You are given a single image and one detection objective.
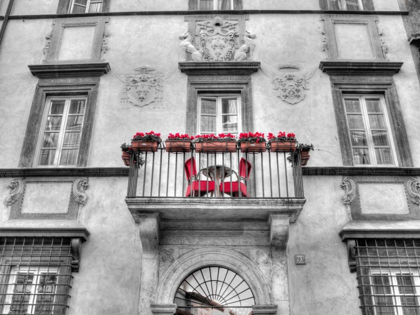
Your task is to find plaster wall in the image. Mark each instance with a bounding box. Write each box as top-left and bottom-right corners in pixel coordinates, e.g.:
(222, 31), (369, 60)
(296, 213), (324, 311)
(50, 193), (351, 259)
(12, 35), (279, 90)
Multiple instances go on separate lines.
(11, 0), (58, 15)
(243, 0), (319, 10)
(110, 0), (187, 12)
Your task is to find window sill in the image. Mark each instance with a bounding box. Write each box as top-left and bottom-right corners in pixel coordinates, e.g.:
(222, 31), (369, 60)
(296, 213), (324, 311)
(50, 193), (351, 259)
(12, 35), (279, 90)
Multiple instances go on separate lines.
(28, 62), (111, 78)
(340, 220), (420, 240)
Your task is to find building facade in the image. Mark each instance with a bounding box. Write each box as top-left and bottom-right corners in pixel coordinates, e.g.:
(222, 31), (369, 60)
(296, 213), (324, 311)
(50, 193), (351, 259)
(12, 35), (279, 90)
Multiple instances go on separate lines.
(0, 0), (420, 314)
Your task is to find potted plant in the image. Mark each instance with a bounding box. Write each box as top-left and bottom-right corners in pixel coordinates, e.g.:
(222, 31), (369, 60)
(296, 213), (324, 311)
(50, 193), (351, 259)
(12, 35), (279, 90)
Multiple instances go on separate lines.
(165, 133), (194, 153)
(238, 132), (266, 153)
(268, 131), (297, 152)
(131, 131), (162, 152)
(193, 133), (237, 153)
(121, 143), (135, 166)
(297, 143), (314, 166)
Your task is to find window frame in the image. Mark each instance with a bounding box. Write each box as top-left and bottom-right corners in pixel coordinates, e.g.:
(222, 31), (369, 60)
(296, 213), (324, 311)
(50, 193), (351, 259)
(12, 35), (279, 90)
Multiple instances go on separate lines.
(198, 0), (234, 10)
(189, 0), (242, 10)
(57, 0), (110, 14)
(197, 94), (242, 136)
(69, 0), (103, 13)
(19, 78), (100, 168)
(319, 0), (374, 10)
(34, 96), (88, 167)
(330, 76), (413, 167)
(342, 94), (398, 167)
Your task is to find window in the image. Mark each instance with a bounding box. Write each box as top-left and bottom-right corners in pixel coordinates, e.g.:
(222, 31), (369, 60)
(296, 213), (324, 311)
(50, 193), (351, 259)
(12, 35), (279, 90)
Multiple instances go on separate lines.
(35, 96), (87, 167)
(0, 238), (73, 315)
(343, 95), (396, 166)
(198, 95), (241, 136)
(321, 0), (374, 10)
(69, 0), (103, 13)
(355, 239), (420, 315)
(198, 0), (233, 10)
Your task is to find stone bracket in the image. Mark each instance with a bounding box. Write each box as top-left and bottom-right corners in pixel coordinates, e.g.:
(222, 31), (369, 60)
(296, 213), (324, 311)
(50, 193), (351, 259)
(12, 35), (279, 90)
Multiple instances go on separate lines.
(71, 238), (82, 272)
(268, 214), (290, 249)
(138, 213), (160, 256)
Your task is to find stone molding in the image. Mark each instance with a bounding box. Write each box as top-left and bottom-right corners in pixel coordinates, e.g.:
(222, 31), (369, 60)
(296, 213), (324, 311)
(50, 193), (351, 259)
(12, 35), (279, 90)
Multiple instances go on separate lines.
(72, 178), (89, 206)
(4, 179), (23, 207)
(179, 61), (260, 75)
(302, 167), (420, 176)
(155, 247), (273, 305)
(0, 167), (129, 178)
(28, 62), (111, 78)
(341, 177), (356, 206)
(252, 305), (278, 315)
(150, 304), (177, 315)
(319, 61), (403, 75)
(406, 177), (420, 206)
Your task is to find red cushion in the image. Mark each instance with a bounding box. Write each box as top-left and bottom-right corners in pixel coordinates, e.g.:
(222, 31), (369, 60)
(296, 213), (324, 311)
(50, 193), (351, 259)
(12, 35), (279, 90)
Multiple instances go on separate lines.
(186, 181), (215, 197)
(220, 182), (248, 197)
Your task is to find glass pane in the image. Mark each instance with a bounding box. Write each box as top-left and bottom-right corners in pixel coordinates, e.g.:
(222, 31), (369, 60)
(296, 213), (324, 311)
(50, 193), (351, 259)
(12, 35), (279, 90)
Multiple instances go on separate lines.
(201, 99), (216, 114)
(199, 0), (213, 10)
(66, 116), (84, 131)
(63, 132), (81, 148)
(39, 150), (56, 165)
(369, 114), (386, 129)
(10, 274), (34, 315)
(350, 131), (367, 146)
(200, 116), (216, 133)
(353, 148), (370, 165)
(59, 150), (78, 165)
(345, 99), (361, 112)
(35, 274), (57, 314)
(347, 114), (365, 129)
(222, 98), (237, 114)
(71, 4), (87, 13)
(346, 0), (360, 10)
(218, 0), (231, 9)
(397, 275), (416, 294)
(69, 100), (86, 114)
(222, 115), (238, 132)
(372, 275), (392, 294)
(374, 297), (395, 315)
(45, 116), (62, 131)
(366, 99), (382, 113)
(88, 2), (103, 12)
(372, 131), (389, 146)
(42, 133), (59, 148)
(50, 100), (65, 114)
(375, 148), (393, 165)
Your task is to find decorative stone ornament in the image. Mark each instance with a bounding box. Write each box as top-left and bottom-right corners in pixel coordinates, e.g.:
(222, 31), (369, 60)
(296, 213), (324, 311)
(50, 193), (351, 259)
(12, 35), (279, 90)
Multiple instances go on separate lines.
(273, 65), (314, 105)
(122, 66), (163, 107)
(341, 177), (356, 220)
(72, 178), (89, 206)
(4, 179), (23, 207)
(179, 16), (256, 62)
(406, 177), (420, 206)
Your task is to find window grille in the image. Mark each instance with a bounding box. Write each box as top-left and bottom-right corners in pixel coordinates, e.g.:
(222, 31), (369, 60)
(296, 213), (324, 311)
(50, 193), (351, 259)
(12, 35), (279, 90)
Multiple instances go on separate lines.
(355, 239), (420, 315)
(175, 267), (255, 315)
(0, 238), (73, 315)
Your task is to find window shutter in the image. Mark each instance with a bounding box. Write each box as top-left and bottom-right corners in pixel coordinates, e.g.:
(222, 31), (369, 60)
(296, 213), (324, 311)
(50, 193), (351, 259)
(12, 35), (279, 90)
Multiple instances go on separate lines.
(362, 0), (374, 10)
(328, 0), (341, 10)
(56, 0), (71, 13)
(345, 0), (360, 10)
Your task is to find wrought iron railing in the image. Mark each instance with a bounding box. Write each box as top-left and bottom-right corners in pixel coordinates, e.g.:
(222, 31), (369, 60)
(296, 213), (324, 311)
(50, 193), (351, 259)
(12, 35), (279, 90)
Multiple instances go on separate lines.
(126, 148), (304, 199)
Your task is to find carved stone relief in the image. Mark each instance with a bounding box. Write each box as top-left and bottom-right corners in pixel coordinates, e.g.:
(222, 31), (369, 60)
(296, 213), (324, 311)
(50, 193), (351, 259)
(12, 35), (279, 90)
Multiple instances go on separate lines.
(43, 23), (55, 58)
(4, 179), (23, 207)
(179, 16), (256, 62)
(406, 177), (420, 206)
(341, 177), (356, 220)
(160, 249), (175, 263)
(272, 65), (315, 105)
(376, 22), (389, 60)
(100, 22), (110, 60)
(72, 178), (89, 206)
(120, 66), (163, 107)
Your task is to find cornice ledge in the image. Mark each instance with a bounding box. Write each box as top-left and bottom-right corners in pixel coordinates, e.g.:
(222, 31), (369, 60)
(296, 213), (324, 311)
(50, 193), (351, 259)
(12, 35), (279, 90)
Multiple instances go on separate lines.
(0, 220), (90, 241)
(150, 304), (177, 315)
(28, 62), (111, 78)
(179, 61), (260, 75)
(319, 60), (403, 76)
(339, 220), (420, 240)
(408, 33), (420, 48)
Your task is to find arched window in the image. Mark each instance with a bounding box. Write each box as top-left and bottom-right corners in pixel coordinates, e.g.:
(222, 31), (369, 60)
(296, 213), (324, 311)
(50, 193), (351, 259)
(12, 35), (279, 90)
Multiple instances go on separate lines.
(174, 266), (255, 315)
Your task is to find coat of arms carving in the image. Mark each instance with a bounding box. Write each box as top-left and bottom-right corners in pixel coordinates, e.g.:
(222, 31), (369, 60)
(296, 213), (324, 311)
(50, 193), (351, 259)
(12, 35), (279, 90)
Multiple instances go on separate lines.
(179, 16), (256, 62)
(273, 65), (315, 105)
(122, 66), (163, 107)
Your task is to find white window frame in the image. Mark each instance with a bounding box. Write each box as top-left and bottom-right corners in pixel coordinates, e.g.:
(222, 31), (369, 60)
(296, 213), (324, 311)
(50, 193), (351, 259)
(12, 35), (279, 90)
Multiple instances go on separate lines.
(197, 94), (242, 136)
(337, 0), (364, 10)
(34, 96), (87, 167)
(69, 0), (103, 13)
(3, 266), (58, 315)
(343, 94), (398, 166)
(370, 270), (420, 315)
(198, 0), (234, 10)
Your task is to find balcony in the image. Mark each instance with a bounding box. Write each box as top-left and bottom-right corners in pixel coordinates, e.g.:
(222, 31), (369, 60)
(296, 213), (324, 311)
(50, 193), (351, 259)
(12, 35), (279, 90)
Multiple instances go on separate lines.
(125, 147), (306, 227)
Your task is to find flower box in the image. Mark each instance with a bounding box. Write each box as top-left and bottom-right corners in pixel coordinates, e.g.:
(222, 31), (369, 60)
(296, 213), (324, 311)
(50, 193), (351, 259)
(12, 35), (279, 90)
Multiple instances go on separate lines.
(240, 142), (266, 153)
(301, 150), (310, 166)
(165, 140), (192, 153)
(269, 140), (297, 152)
(131, 140), (158, 152)
(121, 151), (132, 166)
(195, 140), (237, 153)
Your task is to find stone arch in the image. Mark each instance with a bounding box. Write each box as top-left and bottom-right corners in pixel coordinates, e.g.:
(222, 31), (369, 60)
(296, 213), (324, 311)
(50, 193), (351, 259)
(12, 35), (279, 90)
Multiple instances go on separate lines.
(155, 248), (272, 306)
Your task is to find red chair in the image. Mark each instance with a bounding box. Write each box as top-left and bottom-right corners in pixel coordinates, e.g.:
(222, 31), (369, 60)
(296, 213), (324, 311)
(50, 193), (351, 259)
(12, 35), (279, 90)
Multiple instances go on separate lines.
(220, 158), (252, 197)
(185, 157), (215, 197)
